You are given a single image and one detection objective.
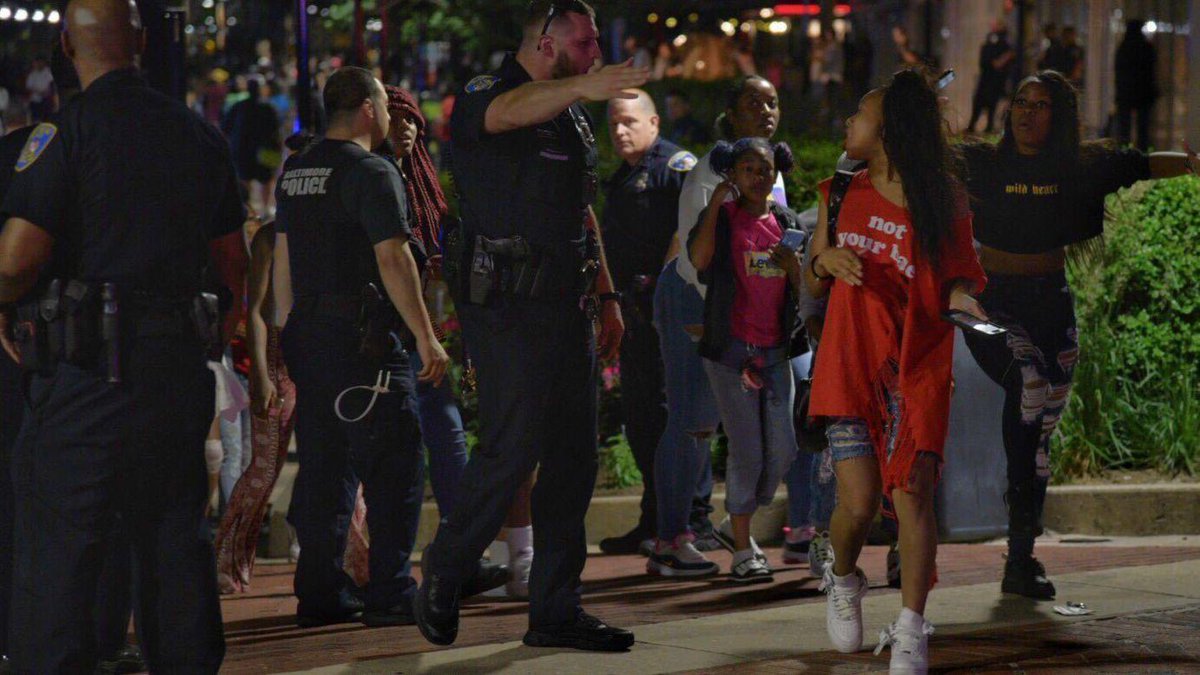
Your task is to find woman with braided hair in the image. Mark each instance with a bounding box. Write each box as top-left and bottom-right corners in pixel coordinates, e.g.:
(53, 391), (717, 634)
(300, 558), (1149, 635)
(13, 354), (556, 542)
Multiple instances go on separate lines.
(381, 86), (517, 597)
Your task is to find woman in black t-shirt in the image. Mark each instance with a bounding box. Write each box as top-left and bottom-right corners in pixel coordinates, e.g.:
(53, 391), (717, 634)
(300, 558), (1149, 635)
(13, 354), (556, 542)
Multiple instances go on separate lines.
(960, 71), (1196, 601)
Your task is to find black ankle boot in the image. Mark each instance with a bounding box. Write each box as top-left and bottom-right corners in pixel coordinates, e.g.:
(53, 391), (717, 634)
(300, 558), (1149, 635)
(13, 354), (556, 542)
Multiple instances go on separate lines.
(1002, 556), (1056, 599)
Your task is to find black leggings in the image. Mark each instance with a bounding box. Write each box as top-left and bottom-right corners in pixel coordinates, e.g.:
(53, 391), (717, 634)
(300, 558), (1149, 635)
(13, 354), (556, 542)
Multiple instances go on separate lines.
(963, 271), (1078, 542)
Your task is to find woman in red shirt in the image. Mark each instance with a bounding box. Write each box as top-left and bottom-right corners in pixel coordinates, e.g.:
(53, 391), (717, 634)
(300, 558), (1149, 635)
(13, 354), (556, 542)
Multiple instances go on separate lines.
(804, 71), (986, 673)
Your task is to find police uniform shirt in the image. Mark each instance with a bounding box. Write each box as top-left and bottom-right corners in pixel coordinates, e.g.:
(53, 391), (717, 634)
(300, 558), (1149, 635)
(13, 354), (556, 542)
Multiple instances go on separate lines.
(450, 54), (599, 246)
(0, 126), (36, 206)
(274, 138), (412, 298)
(601, 137), (695, 289)
(1, 68), (245, 293)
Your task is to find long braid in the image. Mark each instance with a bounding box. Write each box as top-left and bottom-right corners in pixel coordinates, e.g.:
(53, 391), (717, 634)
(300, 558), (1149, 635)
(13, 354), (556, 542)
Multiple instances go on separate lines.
(384, 85), (448, 253)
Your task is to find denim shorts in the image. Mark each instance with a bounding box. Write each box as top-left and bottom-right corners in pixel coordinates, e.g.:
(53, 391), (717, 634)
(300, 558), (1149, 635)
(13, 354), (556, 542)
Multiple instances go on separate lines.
(826, 390), (901, 463)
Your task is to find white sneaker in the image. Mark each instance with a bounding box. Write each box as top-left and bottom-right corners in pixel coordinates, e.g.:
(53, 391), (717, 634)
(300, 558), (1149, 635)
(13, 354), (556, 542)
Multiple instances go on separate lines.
(821, 565), (868, 653)
(729, 549), (774, 584)
(646, 536), (719, 577)
(714, 516), (764, 561)
(808, 530), (834, 577)
(875, 618), (934, 674)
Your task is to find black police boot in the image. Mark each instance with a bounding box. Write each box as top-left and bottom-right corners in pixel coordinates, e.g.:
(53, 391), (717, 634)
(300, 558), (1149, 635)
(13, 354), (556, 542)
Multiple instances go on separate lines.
(599, 526), (653, 556)
(413, 572), (461, 646)
(523, 611), (635, 652)
(1002, 556), (1056, 600)
(94, 644), (146, 675)
(461, 559), (509, 598)
(362, 598), (417, 628)
(296, 591), (366, 628)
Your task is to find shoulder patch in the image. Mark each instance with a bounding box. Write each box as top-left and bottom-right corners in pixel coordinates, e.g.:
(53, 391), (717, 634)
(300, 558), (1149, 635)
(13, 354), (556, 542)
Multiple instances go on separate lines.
(465, 75), (500, 94)
(667, 150), (698, 172)
(15, 123), (57, 172)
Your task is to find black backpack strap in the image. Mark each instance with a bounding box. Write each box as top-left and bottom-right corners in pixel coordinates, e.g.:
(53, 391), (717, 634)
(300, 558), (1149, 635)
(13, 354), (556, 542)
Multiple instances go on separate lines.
(825, 169), (855, 243)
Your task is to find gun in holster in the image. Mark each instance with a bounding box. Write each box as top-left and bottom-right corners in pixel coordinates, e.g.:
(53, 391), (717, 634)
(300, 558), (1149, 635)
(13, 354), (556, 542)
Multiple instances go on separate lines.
(357, 283), (403, 368)
(15, 279), (123, 381)
(191, 292), (221, 361)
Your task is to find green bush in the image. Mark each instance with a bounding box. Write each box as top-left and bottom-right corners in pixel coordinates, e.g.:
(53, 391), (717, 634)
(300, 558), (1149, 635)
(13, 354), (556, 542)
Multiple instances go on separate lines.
(1056, 176), (1200, 477)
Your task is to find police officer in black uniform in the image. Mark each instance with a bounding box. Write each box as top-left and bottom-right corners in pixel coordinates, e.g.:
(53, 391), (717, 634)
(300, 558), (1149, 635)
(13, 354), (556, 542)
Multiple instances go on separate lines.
(414, 0), (650, 652)
(596, 90), (697, 555)
(0, 1), (245, 671)
(272, 66), (450, 629)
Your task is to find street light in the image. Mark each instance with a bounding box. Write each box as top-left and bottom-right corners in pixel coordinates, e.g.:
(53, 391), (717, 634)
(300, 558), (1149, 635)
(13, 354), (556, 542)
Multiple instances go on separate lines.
(32, 9), (44, 21)
(13, 7), (27, 21)
(48, 9), (59, 23)
(0, 7), (11, 21)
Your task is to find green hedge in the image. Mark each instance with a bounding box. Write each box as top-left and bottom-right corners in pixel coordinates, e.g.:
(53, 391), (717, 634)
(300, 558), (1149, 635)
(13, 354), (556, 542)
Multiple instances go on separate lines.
(1055, 175), (1200, 477)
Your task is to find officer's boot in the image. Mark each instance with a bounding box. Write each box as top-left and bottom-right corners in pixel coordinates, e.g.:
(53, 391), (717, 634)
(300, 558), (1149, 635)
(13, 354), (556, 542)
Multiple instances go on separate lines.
(1002, 479), (1056, 600)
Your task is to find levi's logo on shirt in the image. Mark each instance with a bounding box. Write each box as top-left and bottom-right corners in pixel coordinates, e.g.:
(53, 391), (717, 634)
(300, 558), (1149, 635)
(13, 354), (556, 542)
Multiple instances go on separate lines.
(744, 251), (786, 278)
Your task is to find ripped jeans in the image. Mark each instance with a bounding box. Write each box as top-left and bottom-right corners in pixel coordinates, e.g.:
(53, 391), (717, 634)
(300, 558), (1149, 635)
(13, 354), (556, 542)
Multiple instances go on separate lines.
(963, 270), (1078, 546)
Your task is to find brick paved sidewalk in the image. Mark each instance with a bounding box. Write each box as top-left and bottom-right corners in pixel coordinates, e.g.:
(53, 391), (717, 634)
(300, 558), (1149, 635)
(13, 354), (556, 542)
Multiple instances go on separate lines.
(218, 542), (1200, 673)
(689, 604), (1200, 674)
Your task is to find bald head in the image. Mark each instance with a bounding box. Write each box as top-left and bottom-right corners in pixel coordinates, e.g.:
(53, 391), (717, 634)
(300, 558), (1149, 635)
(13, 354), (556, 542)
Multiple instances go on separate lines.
(607, 89), (656, 118)
(63, 0), (143, 86)
(608, 89), (660, 165)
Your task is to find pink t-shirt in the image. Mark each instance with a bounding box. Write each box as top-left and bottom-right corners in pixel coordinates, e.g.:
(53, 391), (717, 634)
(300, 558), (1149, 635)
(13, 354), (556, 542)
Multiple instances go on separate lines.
(726, 201), (787, 347)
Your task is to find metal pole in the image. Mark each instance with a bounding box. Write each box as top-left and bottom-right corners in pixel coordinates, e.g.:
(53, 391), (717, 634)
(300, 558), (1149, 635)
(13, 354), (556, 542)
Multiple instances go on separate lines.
(295, 0), (313, 131)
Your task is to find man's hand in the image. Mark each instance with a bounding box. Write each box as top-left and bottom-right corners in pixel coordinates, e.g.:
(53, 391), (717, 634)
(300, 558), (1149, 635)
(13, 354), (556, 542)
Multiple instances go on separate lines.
(575, 59), (651, 103)
(596, 299), (624, 361)
(416, 337), (450, 387)
(814, 247), (864, 286)
(0, 306), (19, 364)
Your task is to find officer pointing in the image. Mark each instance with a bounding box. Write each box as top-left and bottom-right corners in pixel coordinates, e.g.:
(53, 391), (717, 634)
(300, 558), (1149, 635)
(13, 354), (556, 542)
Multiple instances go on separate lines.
(414, 0), (649, 653)
(0, 0), (246, 670)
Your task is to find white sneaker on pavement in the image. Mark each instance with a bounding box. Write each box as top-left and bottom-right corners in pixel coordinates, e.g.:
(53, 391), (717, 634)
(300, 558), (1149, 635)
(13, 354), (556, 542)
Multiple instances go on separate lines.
(875, 611), (934, 675)
(646, 535), (719, 577)
(821, 565), (868, 653)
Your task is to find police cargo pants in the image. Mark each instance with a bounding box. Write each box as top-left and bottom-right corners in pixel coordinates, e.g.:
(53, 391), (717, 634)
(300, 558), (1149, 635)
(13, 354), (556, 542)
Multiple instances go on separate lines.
(281, 315), (424, 614)
(9, 337), (224, 674)
(426, 299), (598, 628)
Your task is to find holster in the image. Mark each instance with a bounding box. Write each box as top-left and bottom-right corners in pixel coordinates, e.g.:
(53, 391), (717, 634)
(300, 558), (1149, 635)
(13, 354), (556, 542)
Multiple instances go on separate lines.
(357, 283), (404, 369)
(14, 280), (122, 381)
(442, 215), (469, 307)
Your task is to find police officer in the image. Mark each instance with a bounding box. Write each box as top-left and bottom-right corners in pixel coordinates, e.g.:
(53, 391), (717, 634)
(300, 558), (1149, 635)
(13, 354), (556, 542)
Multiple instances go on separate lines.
(272, 66), (450, 629)
(414, 0), (649, 652)
(596, 90), (697, 556)
(0, 0), (246, 671)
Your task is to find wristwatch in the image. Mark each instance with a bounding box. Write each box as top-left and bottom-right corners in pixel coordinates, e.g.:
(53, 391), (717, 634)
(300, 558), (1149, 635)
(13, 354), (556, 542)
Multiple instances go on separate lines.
(598, 292), (622, 305)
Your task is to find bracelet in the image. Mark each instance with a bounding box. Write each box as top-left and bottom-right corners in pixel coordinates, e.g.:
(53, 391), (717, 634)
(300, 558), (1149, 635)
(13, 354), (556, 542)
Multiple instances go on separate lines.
(598, 292), (622, 304)
(809, 251), (833, 281)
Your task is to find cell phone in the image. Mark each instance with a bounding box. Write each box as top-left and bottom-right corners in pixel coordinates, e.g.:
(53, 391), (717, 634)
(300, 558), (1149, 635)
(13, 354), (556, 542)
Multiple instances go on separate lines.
(780, 229), (807, 252)
(942, 310), (1006, 336)
(936, 69), (956, 90)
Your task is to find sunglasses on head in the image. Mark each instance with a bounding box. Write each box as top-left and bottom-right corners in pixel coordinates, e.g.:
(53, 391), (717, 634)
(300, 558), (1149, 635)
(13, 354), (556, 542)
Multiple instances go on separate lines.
(536, 1), (576, 50)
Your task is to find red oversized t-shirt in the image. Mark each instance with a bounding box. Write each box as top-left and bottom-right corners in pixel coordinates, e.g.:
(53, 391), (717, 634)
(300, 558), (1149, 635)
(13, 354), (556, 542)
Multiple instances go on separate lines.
(810, 171), (986, 494)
